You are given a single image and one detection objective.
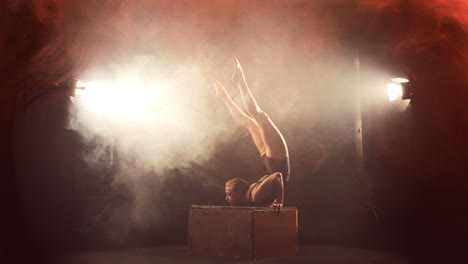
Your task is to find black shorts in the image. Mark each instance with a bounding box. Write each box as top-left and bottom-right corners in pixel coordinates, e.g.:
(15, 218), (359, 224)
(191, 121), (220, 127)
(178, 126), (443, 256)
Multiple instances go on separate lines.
(262, 154), (290, 184)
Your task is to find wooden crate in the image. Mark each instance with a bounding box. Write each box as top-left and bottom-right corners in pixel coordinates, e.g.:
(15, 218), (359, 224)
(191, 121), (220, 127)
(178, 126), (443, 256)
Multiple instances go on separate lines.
(188, 205), (298, 260)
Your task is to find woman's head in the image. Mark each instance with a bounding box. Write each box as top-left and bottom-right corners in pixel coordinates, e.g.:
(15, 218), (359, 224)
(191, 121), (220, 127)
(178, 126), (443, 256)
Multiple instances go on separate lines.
(225, 178), (249, 206)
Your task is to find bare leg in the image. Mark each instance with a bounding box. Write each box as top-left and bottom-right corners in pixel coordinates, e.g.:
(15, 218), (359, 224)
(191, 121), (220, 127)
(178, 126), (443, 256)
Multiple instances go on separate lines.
(214, 81), (266, 155)
(231, 57), (261, 118)
(231, 57), (288, 159)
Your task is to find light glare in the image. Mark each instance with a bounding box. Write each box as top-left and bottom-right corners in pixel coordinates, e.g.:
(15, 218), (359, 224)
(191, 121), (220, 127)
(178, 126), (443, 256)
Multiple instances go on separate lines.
(76, 80), (85, 88)
(75, 80), (159, 119)
(391, 78), (409, 83)
(387, 82), (402, 101)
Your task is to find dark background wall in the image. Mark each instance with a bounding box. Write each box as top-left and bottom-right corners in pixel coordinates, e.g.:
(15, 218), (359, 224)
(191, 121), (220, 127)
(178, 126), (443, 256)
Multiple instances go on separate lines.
(1, 1), (467, 263)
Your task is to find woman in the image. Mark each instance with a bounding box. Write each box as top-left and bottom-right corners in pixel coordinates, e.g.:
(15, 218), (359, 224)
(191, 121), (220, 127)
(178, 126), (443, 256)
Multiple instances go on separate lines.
(214, 57), (290, 214)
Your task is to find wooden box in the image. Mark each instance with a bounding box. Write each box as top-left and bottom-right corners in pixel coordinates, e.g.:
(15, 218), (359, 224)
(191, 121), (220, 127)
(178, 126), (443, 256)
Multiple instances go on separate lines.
(188, 205), (298, 260)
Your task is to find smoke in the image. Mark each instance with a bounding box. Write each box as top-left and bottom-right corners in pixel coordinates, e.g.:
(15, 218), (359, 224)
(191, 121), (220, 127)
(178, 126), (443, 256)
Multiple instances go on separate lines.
(61, 2), (363, 241)
(66, 54), (243, 236)
(6, 0), (467, 244)
(63, 1), (355, 236)
(70, 55), (228, 170)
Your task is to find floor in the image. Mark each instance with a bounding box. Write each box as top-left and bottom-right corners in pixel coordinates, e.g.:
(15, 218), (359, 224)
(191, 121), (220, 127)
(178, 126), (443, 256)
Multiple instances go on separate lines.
(51, 245), (409, 264)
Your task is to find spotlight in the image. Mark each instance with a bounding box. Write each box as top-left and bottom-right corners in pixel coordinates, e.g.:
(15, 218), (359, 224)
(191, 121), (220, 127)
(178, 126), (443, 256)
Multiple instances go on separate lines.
(387, 78), (412, 101)
(58, 78), (85, 97)
(391, 78), (409, 83)
(74, 80), (86, 97)
(400, 82), (412, 100)
(387, 82), (402, 101)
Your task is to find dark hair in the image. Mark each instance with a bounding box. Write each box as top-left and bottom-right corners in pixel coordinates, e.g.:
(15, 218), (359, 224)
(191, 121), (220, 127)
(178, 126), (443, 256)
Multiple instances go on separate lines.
(225, 178), (250, 194)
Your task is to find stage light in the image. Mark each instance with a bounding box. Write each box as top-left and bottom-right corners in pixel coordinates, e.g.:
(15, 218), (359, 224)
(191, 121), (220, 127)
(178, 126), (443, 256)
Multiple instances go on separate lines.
(74, 80), (86, 97)
(58, 78), (86, 98)
(391, 78), (409, 83)
(387, 82), (402, 101)
(71, 79), (159, 119)
(385, 77), (413, 112)
(387, 78), (412, 101)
